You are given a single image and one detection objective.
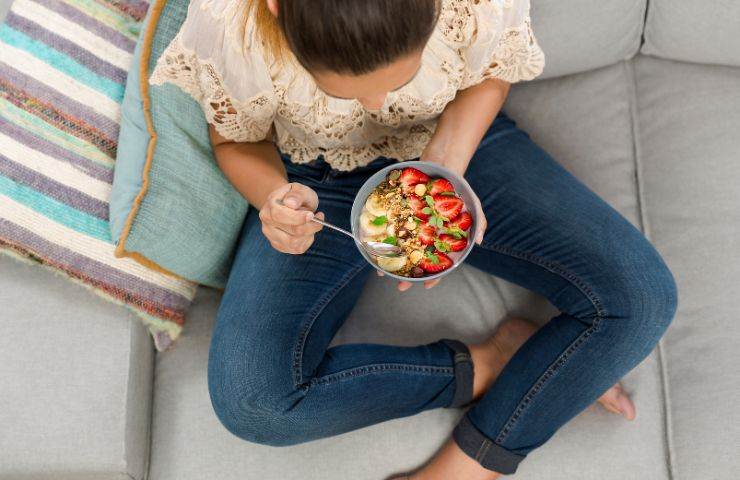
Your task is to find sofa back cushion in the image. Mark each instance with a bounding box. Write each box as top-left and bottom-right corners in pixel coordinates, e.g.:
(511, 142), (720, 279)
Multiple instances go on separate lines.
(642, 0), (740, 67)
(532, 0), (647, 79)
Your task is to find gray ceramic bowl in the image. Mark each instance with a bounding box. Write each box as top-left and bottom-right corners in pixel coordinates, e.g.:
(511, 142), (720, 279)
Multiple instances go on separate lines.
(350, 161), (480, 282)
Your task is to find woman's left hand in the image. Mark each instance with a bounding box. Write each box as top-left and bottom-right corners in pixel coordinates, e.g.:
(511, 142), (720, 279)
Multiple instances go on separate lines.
(385, 148), (487, 292)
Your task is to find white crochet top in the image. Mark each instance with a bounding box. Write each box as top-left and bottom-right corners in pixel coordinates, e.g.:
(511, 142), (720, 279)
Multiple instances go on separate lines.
(150, 0), (545, 171)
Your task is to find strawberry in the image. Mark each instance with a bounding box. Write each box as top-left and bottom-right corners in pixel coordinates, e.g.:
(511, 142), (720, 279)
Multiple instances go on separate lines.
(407, 195), (430, 220)
(438, 234), (468, 252)
(399, 167), (430, 194)
(419, 251), (453, 273)
(446, 211), (473, 232)
(418, 223), (436, 246)
(433, 195), (463, 221)
(428, 178), (455, 196)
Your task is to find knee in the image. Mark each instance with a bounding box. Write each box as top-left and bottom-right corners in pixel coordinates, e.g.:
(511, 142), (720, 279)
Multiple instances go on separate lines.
(207, 364), (317, 446)
(608, 250), (678, 352)
(207, 329), (315, 447)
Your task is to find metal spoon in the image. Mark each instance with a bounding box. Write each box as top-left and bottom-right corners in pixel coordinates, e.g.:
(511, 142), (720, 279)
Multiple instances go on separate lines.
(309, 217), (402, 258)
(275, 198), (400, 257)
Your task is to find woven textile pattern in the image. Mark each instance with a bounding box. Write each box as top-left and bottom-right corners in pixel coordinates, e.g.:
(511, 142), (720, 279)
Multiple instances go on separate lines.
(0, 0), (197, 350)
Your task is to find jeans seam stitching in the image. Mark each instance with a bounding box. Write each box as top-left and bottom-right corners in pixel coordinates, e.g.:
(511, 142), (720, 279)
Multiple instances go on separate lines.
(474, 241), (607, 444)
(309, 363), (455, 386)
(292, 263), (368, 388)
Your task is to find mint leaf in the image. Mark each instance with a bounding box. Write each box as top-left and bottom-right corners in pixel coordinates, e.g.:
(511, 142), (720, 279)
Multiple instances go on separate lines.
(421, 207), (433, 215)
(382, 236), (397, 245)
(434, 239), (450, 252)
(425, 251), (440, 264)
(371, 215), (388, 226)
(440, 191), (456, 196)
(436, 217), (445, 228)
(412, 216), (422, 224)
(424, 195), (435, 208)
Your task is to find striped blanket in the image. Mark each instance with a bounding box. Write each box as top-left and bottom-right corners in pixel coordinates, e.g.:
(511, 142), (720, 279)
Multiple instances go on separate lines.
(0, 0), (197, 350)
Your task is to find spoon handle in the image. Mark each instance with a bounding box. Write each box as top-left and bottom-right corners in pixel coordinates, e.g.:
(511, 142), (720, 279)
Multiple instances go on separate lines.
(310, 217), (355, 240)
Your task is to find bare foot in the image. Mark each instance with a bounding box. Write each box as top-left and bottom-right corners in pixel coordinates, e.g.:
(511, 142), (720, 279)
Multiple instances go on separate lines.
(390, 320), (636, 480)
(597, 383), (636, 420)
(407, 439), (502, 480)
(469, 317), (538, 401)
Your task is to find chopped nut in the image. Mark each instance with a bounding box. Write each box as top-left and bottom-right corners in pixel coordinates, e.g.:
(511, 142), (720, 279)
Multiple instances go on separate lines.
(413, 183), (426, 196)
(409, 250), (424, 264)
(398, 229), (407, 238)
(404, 218), (417, 230)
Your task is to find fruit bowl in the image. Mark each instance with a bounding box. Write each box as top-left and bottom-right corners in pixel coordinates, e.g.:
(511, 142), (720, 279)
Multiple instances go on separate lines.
(350, 161), (481, 282)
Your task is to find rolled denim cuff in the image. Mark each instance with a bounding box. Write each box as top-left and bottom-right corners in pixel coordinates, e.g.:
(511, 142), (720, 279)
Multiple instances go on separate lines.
(440, 339), (474, 408)
(453, 415), (525, 474)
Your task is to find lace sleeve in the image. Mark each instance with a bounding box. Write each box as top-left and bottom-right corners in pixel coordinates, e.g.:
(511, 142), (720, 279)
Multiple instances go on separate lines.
(460, 0), (545, 88)
(149, 0), (276, 143)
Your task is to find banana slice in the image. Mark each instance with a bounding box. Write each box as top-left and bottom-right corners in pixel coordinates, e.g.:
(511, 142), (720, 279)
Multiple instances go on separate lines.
(360, 211), (388, 236)
(377, 255), (408, 272)
(364, 194), (388, 217)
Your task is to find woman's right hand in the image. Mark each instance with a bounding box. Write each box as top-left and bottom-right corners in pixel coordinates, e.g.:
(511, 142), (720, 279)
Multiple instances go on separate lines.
(259, 182), (324, 254)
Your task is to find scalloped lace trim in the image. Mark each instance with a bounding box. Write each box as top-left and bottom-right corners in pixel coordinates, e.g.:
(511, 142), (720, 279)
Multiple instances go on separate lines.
(149, 37), (274, 143)
(475, 19), (545, 85)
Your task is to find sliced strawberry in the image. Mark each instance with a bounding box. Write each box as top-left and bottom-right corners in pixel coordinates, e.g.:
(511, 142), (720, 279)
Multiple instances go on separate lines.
(433, 195), (463, 221)
(438, 234), (468, 252)
(446, 211), (473, 232)
(407, 195), (430, 220)
(399, 167), (430, 194)
(428, 178), (455, 196)
(418, 223), (436, 246)
(419, 251), (453, 273)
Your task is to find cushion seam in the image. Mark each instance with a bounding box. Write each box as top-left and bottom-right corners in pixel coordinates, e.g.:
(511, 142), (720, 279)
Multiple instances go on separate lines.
(625, 58), (676, 480)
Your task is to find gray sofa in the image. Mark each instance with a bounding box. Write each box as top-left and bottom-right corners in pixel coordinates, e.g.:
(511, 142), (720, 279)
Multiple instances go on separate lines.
(2, 0), (739, 479)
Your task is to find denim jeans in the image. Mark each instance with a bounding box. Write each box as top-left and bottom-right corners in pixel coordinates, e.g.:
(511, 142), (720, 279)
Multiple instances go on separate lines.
(208, 113), (678, 474)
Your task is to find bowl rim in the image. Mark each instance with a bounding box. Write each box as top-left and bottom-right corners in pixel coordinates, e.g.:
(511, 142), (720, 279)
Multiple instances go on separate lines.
(350, 160), (479, 282)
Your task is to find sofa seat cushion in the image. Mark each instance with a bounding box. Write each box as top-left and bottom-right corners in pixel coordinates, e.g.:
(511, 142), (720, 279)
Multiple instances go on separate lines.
(531, 0), (646, 79)
(0, 256), (154, 480)
(642, 1), (740, 68)
(634, 56), (740, 478)
(148, 62), (670, 480)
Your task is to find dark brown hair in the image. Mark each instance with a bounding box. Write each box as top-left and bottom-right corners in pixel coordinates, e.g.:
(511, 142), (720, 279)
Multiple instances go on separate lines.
(247, 0), (440, 75)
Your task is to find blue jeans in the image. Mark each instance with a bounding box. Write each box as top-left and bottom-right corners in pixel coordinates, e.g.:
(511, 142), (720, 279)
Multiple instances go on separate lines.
(208, 113), (677, 474)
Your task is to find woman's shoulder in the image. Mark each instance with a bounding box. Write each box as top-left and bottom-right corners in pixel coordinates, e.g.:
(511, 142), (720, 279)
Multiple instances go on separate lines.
(436, 0), (531, 46)
(178, 0), (253, 53)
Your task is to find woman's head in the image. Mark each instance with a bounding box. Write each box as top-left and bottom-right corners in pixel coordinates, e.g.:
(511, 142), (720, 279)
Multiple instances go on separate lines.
(252, 0), (439, 109)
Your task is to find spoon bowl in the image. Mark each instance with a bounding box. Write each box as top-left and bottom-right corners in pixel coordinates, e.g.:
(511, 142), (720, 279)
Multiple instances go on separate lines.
(309, 217), (401, 258)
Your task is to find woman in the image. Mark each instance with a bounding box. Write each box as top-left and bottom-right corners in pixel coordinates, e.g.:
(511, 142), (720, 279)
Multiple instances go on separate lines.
(151, 0), (677, 477)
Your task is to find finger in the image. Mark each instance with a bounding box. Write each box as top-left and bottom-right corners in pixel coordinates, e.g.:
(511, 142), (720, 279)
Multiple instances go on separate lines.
(273, 221), (322, 237)
(397, 281), (413, 292)
(263, 225), (313, 254)
(376, 270), (385, 277)
(475, 217), (486, 245)
(281, 183), (319, 212)
(424, 278), (441, 289)
(271, 202), (315, 226)
(474, 196), (486, 245)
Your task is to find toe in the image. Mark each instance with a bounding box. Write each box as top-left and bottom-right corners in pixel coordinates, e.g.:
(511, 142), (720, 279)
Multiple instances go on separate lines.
(598, 384), (637, 420)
